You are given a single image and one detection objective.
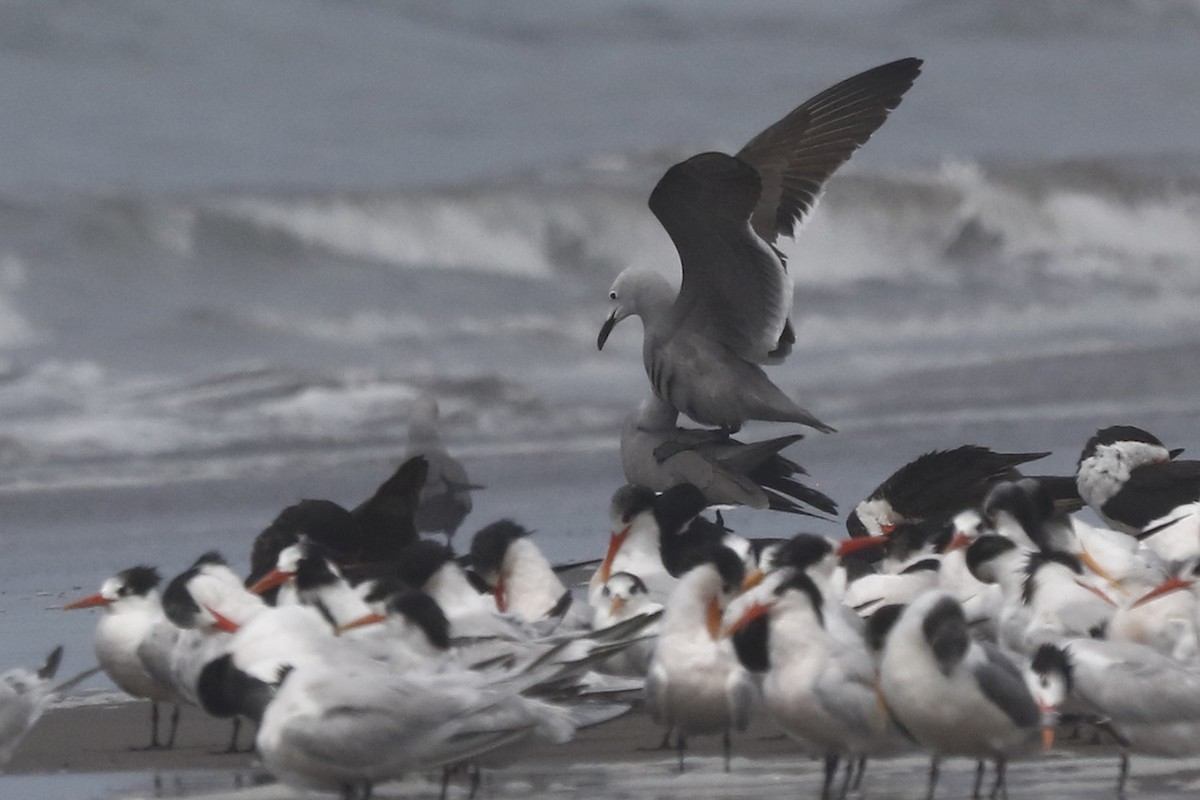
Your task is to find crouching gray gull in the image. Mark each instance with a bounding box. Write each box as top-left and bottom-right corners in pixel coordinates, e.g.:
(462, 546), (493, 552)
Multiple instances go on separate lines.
(621, 394), (837, 517)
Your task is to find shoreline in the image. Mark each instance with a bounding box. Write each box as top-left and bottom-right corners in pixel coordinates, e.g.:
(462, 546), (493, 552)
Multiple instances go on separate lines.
(8, 698), (1200, 799)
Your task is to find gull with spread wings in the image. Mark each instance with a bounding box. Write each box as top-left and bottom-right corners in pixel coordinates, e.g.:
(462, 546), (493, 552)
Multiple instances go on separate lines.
(598, 58), (923, 433)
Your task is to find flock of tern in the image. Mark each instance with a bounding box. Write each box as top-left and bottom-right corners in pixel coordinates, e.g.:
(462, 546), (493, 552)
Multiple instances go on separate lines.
(1, 56), (1197, 800)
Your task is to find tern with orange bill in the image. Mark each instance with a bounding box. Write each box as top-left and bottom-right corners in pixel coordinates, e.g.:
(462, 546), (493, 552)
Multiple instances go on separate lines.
(63, 566), (186, 749)
(1029, 639), (1200, 796)
(644, 545), (755, 772)
(726, 569), (909, 798)
(875, 591), (1041, 800)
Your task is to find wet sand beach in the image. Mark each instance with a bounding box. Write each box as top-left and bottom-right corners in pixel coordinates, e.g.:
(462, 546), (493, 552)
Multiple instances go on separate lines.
(8, 697), (1200, 800)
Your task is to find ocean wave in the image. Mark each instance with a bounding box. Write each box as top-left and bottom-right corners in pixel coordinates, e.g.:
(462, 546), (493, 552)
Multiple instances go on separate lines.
(40, 156), (1200, 297)
(0, 359), (619, 478)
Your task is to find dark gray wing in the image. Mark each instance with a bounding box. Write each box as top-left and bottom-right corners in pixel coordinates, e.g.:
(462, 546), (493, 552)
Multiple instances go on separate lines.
(972, 643), (1039, 728)
(649, 151), (791, 363)
(736, 57), (923, 246)
(649, 59), (922, 364)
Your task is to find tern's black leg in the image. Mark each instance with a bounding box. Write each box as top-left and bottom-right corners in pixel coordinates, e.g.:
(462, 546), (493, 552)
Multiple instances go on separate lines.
(677, 733), (687, 773)
(925, 756), (941, 800)
(989, 756), (1007, 800)
(224, 717), (241, 753)
(131, 702), (162, 751)
(723, 729), (732, 773)
(852, 757), (867, 790)
(468, 765), (482, 800)
(972, 760), (986, 799)
(440, 767), (451, 800)
(1117, 751), (1130, 799)
(821, 754), (839, 800)
(166, 703), (181, 749)
(149, 701), (161, 748)
(838, 756), (854, 799)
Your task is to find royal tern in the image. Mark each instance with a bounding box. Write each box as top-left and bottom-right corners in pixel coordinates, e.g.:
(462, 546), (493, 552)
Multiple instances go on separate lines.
(591, 482), (718, 607)
(598, 58), (923, 433)
(1030, 639), (1200, 794)
(645, 545), (755, 771)
(63, 566), (185, 749)
(727, 569), (909, 798)
(983, 479), (1167, 599)
(591, 572), (662, 676)
(254, 646), (583, 798)
(469, 520), (573, 624)
(876, 591), (1040, 799)
(162, 552), (266, 751)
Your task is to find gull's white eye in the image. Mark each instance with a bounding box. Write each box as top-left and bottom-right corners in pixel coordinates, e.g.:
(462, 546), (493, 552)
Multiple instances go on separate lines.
(609, 290), (617, 300)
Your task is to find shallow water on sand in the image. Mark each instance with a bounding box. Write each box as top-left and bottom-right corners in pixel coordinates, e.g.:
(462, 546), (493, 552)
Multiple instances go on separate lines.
(11, 751), (1200, 800)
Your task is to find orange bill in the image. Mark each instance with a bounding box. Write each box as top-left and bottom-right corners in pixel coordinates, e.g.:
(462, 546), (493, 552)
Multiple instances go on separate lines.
(1131, 576), (1195, 609)
(335, 612), (386, 636)
(598, 525), (630, 583)
(837, 535), (889, 558)
(248, 568), (292, 595)
(723, 600), (771, 638)
(62, 593), (111, 611)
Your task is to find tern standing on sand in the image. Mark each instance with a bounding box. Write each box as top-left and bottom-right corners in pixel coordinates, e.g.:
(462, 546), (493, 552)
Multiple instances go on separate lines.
(598, 58), (923, 434)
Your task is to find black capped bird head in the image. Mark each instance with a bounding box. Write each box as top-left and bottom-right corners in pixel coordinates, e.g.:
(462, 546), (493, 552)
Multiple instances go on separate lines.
(469, 519), (532, 581)
(192, 551), (228, 569)
(292, 550), (343, 594)
(965, 533), (1020, 584)
(770, 533), (834, 572)
(609, 485), (657, 526)
(115, 565), (161, 597)
(983, 479), (1054, 538)
(678, 544), (746, 595)
(1030, 643), (1074, 696)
